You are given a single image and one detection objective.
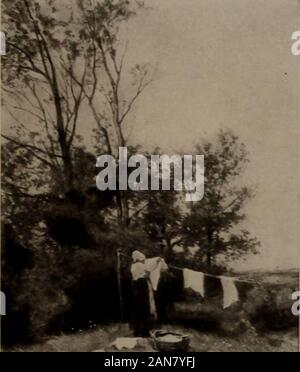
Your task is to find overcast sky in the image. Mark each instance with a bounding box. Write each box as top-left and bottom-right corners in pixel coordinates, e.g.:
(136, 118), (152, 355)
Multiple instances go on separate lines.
(120, 0), (299, 271)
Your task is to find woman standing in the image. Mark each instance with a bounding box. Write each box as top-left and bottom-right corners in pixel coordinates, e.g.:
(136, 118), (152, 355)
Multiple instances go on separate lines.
(130, 251), (162, 337)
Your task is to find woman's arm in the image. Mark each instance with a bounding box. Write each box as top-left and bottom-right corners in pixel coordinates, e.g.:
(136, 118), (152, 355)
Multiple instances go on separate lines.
(145, 257), (162, 273)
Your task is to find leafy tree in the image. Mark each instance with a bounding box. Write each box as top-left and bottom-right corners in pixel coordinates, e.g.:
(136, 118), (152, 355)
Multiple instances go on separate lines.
(181, 130), (260, 270)
(140, 190), (182, 261)
(1, 0), (150, 340)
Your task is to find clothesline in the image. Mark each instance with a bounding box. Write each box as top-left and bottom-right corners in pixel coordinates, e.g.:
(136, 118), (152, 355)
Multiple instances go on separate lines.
(168, 264), (260, 285)
(117, 251), (262, 286)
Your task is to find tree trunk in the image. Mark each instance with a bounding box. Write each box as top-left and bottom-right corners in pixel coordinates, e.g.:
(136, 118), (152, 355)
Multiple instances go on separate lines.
(207, 227), (213, 269)
(116, 190), (129, 227)
(116, 249), (124, 322)
(163, 238), (173, 262)
(207, 251), (212, 268)
(61, 147), (74, 191)
(120, 195), (129, 227)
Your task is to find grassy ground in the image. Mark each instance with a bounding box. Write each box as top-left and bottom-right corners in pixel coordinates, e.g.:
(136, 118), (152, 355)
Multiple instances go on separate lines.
(10, 324), (299, 352)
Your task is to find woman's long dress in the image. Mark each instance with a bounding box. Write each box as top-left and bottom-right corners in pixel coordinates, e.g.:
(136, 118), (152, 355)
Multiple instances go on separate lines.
(131, 278), (154, 337)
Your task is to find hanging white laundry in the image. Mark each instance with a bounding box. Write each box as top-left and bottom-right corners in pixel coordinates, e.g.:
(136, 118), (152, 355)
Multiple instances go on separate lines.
(147, 280), (157, 319)
(183, 269), (205, 297)
(145, 257), (168, 291)
(220, 277), (239, 309)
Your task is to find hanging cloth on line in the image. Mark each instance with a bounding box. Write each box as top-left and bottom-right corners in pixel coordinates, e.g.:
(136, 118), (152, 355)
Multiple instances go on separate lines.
(145, 257), (168, 320)
(147, 280), (157, 319)
(183, 268), (205, 297)
(220, 276), (239, 309)
(145, 257), (168, 291)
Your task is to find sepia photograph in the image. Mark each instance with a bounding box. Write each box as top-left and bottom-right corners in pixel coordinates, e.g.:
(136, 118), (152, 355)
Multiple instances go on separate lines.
(0, 0), (299, 354)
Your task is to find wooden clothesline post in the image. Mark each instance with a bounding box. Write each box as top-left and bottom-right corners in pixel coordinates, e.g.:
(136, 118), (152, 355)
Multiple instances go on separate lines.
(116, 249), (124, 323)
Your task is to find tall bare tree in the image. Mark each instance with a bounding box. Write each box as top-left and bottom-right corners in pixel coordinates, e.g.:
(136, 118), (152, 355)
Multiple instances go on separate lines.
(72, 0), (154, 226)
(2, 0), (94, 192)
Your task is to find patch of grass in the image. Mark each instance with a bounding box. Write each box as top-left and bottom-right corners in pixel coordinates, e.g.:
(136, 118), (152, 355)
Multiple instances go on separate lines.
(11, 324), (132, 352)
(8, 324), (299, 352)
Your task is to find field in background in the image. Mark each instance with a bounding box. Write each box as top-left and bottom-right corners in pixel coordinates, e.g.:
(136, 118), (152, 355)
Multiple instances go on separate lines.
(236, 268), (299, 287)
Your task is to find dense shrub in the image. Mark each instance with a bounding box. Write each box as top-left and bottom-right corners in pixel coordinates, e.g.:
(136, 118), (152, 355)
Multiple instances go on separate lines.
(166, 278), (298, 335)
